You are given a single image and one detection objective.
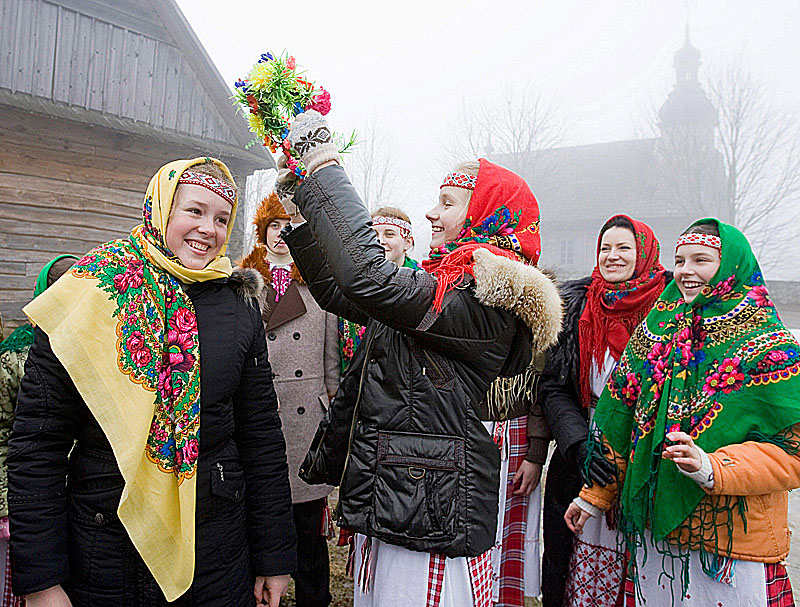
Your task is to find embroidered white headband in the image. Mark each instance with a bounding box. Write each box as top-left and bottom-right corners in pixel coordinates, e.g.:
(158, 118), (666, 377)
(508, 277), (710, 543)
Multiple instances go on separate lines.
(441, 172), (477, 191)
(372, 216), (412, 237)
(178, 170), (236, 206)
(676, 232), (721, 251)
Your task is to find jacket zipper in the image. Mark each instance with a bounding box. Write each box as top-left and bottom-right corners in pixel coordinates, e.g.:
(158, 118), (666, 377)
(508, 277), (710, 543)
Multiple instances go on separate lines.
(333, 328), (378, 523)
(422, 349), (445, 381)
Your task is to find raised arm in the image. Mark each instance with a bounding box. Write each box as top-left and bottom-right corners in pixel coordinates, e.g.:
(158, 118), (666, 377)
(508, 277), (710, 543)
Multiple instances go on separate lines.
(284, 221), (371, 326)
(291, 165), (438, 330)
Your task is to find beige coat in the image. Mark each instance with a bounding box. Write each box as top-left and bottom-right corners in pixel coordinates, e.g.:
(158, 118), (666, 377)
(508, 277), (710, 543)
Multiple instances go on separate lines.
(264, 281), (340, 503)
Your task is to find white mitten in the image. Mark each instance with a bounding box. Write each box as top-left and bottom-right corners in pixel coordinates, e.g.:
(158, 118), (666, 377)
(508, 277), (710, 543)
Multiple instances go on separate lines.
(287, 109), (340, 174)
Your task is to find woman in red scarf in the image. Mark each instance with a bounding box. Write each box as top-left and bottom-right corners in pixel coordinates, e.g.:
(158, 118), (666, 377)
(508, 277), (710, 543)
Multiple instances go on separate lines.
(277, 110), (563, 607)
(539, 215), (669, 607)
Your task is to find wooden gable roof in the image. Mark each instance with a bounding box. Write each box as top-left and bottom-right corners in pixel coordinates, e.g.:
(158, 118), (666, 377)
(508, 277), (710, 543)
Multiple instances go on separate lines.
(0, 0), (270, 168)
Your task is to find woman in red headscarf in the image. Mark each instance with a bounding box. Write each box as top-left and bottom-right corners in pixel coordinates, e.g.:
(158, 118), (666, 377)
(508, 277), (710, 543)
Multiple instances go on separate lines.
(275, 110), (563, 607)
(538, 215), (670, 607)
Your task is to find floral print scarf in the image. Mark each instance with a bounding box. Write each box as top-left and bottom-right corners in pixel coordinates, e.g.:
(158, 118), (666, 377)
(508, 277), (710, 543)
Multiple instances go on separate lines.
(591, 218), (800, 573)
(421, 159), (541, 312)
(578, 215), (666, 408)
(23, 157), (237, 601)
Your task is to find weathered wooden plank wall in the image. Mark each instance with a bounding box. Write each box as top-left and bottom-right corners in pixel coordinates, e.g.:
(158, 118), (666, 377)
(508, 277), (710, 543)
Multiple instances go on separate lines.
(0, 0), (271, 336)
(0, 0), (233, 143)
(0, 105), (254, 335)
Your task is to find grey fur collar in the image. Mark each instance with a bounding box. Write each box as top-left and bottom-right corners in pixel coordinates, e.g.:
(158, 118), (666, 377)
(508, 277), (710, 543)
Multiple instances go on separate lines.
(229, 267), (264, 306)
(470, 247), (563, 354)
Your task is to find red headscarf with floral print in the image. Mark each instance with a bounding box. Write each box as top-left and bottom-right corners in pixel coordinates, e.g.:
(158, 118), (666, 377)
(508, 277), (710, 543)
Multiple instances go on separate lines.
(578, 215), (666, 408)
(421, 159), (541, 311)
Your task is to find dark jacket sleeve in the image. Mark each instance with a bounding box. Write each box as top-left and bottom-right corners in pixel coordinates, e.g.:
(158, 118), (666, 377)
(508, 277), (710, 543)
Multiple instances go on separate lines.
(526, 398), (551, 464)
(285, 222), (371, 326)
(8, 327), (78, 595)
(289, 165), (517, 364)
(290, 165), (438, 331)
(232, 301), (298, 576)
(538, 279), (591, 459)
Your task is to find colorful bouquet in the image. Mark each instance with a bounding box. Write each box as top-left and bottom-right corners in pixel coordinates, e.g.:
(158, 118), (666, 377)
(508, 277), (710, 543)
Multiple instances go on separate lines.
(233, 51), (355, 180)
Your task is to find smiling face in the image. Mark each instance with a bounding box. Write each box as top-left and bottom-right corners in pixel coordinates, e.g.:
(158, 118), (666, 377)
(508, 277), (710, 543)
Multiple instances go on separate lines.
(265, 218), (291, 255)
(373, 224), (412, 266)
(425, 186), (471, 250)
(674, 244), (722, 303)
(598, 226), (637, 283)
(165, 183), (231, 270)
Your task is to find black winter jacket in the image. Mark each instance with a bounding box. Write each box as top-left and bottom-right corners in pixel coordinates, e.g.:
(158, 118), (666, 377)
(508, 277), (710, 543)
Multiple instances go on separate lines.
(8, 269), (297, 606)
(284, 165), (561, 557)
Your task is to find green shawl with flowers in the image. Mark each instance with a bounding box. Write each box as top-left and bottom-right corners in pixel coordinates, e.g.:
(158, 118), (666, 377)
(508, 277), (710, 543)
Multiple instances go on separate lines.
(0, 255), (79, 355)
(592, 218), (800, 555)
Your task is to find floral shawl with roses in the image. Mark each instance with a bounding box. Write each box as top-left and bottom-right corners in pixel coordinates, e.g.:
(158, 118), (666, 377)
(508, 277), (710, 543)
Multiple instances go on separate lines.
(591, 218), (800, 568)
(22, 157), (237, 602)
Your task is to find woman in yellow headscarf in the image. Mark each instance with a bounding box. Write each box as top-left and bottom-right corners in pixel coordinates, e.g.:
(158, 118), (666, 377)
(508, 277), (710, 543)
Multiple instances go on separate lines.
(8, 158), (297, 607)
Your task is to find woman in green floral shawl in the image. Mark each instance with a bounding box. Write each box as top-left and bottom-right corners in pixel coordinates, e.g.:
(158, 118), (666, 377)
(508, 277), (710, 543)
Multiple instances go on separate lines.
(566, 219), (800, 606)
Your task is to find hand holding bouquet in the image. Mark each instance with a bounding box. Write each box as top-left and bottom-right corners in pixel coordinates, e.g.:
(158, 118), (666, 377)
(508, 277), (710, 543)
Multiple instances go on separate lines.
(234, 51), (354, 182)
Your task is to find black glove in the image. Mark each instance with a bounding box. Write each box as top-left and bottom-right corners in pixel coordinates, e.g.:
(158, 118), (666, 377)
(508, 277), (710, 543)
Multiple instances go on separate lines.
(573, 440), (617, 488)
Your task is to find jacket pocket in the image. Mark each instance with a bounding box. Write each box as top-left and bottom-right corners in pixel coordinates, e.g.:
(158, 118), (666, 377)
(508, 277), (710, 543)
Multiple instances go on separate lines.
(67, 492), (130, 591)
(372, 431), (464, 540)
(211, 463), (246, 504)
(408, 338), (455, 391)
(207, 464), (248, 567)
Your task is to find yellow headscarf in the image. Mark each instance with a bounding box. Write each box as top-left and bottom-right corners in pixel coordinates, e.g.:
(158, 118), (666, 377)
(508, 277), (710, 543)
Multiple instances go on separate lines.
(24, 157), (238, 601)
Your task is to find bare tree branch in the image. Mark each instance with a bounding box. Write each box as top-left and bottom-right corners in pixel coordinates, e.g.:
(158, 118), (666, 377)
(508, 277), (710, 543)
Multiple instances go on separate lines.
(440, 82), (566, 183)
(653, 57), (800, 274)
(346, 113), (406, 211)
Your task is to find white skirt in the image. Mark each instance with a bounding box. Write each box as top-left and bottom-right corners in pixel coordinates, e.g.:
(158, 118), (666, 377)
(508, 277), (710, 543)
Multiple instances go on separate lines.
(352, 536), (475, 607)
(629, 529), (771, 606)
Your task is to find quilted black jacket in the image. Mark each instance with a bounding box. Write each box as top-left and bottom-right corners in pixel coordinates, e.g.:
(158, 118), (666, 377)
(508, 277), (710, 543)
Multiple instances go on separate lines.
(284, 165), (561, 557)
(8, 270), (296, 605)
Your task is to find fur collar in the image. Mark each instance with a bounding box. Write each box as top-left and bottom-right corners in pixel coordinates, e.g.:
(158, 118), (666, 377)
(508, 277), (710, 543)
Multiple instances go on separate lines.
(470, 247), (563, 354)
(229, 267), (264, 307)
(239, 245), (304, 285)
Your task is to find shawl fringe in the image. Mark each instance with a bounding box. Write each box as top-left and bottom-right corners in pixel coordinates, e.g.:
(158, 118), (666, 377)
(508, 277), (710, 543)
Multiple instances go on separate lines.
(483, 359), (539, 421)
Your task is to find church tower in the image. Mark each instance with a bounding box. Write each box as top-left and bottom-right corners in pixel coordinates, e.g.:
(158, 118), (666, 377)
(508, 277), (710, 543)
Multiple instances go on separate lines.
(658, 24), (718, 146)
(655, 26), (729, 221)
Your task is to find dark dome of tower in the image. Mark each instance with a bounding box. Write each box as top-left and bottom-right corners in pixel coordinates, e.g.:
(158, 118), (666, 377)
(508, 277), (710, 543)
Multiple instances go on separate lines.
(658, 26), (717, 131)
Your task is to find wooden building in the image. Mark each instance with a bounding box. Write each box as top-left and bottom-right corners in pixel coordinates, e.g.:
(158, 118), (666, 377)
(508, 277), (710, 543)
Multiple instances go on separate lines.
(0, 0), (273, 336)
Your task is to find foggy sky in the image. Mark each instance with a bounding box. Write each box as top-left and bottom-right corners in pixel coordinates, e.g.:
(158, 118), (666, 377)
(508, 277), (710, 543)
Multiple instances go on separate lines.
(176, 0), (800, 257)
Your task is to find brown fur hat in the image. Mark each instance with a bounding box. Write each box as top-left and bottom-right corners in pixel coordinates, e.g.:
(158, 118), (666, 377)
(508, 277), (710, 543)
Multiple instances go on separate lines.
(240, 193), (303, 285)
(253, 193), (290, 246)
